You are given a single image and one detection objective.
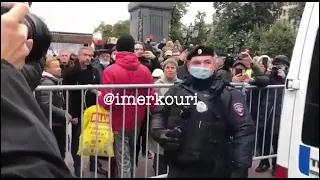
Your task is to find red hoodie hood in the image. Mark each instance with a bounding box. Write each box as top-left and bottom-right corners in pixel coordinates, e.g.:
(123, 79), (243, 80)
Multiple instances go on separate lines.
(115, 52), (140, 70)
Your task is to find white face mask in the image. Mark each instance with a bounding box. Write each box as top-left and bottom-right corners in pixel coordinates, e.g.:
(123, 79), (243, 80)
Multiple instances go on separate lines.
(189, 66), (212, 79)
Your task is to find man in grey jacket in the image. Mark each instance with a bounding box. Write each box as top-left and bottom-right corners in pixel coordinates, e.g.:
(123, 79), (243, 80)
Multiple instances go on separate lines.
(35, 57), (72, 159)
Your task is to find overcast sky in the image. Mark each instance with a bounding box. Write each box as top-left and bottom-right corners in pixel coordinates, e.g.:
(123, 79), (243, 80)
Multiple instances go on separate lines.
(31, 2), (215, 34)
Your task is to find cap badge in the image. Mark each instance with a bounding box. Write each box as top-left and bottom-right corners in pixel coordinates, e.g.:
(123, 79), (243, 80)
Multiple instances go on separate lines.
(198, 49), (202, 55)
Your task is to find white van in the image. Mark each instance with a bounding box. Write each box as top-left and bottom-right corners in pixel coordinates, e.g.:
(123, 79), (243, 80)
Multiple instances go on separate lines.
(276, 2), (319, 178)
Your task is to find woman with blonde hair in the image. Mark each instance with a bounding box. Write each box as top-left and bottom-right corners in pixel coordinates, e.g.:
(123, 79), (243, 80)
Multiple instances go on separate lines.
(174, 40), (182, 50)
(163, 40), (174, 52)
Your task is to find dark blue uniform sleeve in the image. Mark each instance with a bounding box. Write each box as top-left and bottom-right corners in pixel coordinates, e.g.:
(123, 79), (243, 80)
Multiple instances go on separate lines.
(221, 88), (255, 169)
(150, 85), (179, 142)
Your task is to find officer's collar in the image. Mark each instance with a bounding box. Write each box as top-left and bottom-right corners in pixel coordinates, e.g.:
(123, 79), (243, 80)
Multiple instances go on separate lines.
(183, 75), (214, 91)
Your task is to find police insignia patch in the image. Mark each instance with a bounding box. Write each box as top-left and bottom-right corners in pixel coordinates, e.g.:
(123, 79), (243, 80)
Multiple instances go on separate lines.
(233, 102), (245, 117)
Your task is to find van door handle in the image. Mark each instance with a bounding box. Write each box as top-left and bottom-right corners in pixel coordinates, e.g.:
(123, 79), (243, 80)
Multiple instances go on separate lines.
(285, 78), (300, 90)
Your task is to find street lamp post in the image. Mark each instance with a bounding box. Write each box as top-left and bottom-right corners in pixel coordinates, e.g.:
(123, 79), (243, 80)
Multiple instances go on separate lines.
(182, 23), (199, 46)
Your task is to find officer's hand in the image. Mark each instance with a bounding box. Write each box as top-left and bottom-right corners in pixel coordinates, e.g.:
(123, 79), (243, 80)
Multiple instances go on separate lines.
(159, 128), (182, 151)
(1, 2), (33, 69)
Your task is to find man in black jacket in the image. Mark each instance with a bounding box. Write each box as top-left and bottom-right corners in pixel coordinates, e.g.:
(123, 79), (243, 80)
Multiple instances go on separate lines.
(36, 57), (72, 159)
(62, 46), (107, 177)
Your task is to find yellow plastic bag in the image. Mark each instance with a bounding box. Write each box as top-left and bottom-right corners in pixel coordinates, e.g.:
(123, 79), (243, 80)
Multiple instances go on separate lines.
(77, 105), (114, 157)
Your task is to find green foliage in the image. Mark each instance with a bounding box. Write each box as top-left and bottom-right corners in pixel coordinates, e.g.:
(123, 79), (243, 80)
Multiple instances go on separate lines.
(192, 11), (208, 45)
(170, 2), (191, 42)
(288, 2), (306, 28)
(213, 2), (282, 34)
(260, 21), (297, 58)
(207, 2), (296, 55)
(111, 20), (130, 38)
(205, 22), (230, 52)
(94, 20), (130, 40)
(94, 22), (113, 40)
(245, 25), (267, 56)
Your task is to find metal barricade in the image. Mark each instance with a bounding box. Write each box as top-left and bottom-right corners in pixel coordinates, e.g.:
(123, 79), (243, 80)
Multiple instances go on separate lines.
(35, 83), (285, 178)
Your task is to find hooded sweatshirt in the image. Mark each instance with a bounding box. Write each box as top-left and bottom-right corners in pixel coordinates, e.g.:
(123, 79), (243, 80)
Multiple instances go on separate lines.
(154, 75), (182, 96)
(98, 52), (157, 131)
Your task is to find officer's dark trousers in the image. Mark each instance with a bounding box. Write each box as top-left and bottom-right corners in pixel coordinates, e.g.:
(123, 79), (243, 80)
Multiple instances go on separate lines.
(52, 126), (66, 159)
(153, 154), (168, 176)
(71, 120), (98, 168)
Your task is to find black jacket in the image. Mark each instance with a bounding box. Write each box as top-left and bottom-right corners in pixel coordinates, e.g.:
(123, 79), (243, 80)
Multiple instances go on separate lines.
(35, 72), (66, 127)
(177, 64), (190, 81)
(92, 58), (115, 83)
(257, 74), (285, 135)
(215, 68), (232, 82)
(139, 56), (161, 73)
(62, 60), (100, 119)
(21, 58), (46, 92)
(151, 77), (255, 176)
(1, 60), (73, 178)
(60, 61), (74, 74)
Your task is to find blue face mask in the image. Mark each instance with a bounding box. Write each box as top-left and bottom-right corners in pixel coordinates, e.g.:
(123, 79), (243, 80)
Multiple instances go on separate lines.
(189, 66), (212, 79)
(100, 61), (110, 68)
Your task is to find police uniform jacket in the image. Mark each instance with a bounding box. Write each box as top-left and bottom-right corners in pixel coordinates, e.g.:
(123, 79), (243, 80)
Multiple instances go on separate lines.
(151, 76), (255, 175)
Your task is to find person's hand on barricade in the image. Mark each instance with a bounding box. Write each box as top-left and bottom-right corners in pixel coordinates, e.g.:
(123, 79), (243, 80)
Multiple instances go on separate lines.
(90, 89), (101, 96)
(71, 117), (78, 125)
(1, 2), (33, 69)
(65, 112), (73, 123)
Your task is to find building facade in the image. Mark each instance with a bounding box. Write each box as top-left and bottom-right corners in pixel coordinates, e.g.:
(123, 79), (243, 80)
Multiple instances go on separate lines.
(49, 31), (93, 55)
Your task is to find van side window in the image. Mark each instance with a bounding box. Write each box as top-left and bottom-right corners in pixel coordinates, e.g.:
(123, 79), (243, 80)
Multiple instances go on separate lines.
(301, 29), (319, 148)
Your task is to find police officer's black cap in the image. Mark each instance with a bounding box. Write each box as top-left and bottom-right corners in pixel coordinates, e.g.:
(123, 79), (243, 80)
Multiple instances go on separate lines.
(273, 55), (290, 66)
(186, 45), (215, 60)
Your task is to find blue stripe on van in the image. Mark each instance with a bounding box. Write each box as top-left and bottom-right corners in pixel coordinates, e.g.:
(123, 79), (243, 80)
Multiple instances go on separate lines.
(299, 145), (310, 176)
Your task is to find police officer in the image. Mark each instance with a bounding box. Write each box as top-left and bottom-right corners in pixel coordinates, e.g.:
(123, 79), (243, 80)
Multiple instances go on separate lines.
(150, 46), (256, 178)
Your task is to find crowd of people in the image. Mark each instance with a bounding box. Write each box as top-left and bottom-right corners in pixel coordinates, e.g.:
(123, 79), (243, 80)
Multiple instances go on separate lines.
(1, 3), (290, 178)
(38, 34), (290, 178)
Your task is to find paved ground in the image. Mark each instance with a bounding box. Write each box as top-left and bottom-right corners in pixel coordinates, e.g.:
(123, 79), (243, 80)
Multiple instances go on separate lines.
(64, 152), (274, 178)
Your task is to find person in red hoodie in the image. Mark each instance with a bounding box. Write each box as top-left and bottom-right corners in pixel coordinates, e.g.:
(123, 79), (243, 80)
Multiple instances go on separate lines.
(98, 34), (156, 178)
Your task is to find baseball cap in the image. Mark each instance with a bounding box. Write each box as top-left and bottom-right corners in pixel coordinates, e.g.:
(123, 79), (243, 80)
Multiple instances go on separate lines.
(152, 69), (164, 78)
